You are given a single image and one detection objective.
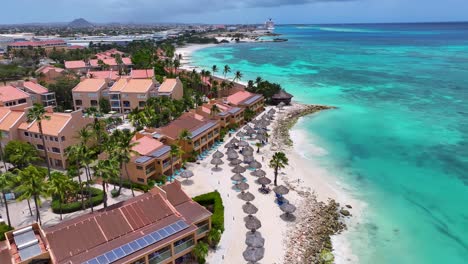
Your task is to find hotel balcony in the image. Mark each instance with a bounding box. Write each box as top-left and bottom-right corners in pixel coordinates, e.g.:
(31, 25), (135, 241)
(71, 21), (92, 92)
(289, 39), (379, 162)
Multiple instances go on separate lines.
(174, 238), (195, 255)
(148, 248), (172, 264)
(196, 223), (210, 236)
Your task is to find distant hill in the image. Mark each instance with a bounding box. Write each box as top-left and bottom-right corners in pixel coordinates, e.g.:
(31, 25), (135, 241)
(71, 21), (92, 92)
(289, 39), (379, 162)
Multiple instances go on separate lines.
(68, 18), (93, 28)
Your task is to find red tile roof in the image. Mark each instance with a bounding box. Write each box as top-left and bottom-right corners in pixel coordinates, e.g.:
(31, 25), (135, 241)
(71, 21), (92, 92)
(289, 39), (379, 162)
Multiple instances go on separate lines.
(18, 112), (73, 136)
(227, 91), (255, 105)
(87, 70), (120, 80)
(22, 81), (49, 94)
(35, 65), (64, 74)
(130, 69), (154, 79)
(157, 112), (212, 140)
(65, 60), (86, 69)
(0, 86), (30, 103)
(132, 136), (164, 156)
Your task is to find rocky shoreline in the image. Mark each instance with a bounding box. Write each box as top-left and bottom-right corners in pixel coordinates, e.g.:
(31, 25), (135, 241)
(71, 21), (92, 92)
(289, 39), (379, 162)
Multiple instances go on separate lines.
(270, 103), (350, 264)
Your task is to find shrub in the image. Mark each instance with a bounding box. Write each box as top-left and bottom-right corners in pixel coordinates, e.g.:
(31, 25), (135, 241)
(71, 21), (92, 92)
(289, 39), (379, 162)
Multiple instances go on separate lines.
(51, 187), (104, 214)
(108, 178), (151, 192)
(193, 191), (224, 233)
(111, 189), (120, 198)
(0, 223), (13, 241)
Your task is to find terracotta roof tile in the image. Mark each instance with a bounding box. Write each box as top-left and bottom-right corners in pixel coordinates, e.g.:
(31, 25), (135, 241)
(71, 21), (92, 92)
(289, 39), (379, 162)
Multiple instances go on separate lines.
(73, 79), (106, 93)
(23, 81), (49, 94)
(0, 85), (30, 103)
(158, 79), (177, 93)
(132, 136), (164, 156)
(65, 60), (86, 69)
(88, 70), (120, 80)
(0, 110), (25, 131)
(18, 112), (71, 136)
(227, 91), (254, 105)
(130, 69), (154, 79)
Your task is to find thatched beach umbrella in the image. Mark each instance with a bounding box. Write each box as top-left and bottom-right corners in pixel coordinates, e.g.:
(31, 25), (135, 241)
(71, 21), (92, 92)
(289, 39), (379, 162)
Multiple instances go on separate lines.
(230, 158), (243, 166)
(227, 151), (239, 160)
(245, 216), (262, 232)
(235, 182), (249, 192)
(268, 108), (276, 114)
(232, 164), (246, 174)
(273, 185), (289, 195)
(249, 160), (262, 169)
(243, 155), (255, 164)
(212, 150), (224, 158)
(211, 157), (224, 168)
(242, 149), (254, 157)
(278, 101), (286, 109)
(231, 173), (246, 182)
(255, 134), (266, 142)
(242, 203), (258, 215)
(280, 203), (297, 215)
(243, 247), (265, 263)
(257, 177), (271, 185)
(230, 137), (239, 143)
(238, 191), (255, 202)
(245, 234), (265, 248)
(237, 131), (247, 138)
(238, 140), (249, 147)
(179, 170), (194, 182)
(225, 142), (235, 148)
(251, 169), (266, 177)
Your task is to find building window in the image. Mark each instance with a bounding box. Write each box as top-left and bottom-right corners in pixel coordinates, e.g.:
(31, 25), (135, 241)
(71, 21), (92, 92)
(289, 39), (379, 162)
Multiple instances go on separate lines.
(55, 137), (59, 142)
(24, 132), (29, 137)
(136, 165), (143, 170)
(37, 144), (44, 150)
(91, 100), (98, 106)
(123, 101), (130, 107)
(75, 100), (82, 106)
(137, 178), (145, 183)
(52, 147), (60, 153)
(138, 101), (146, 107)
(88, 93), (98, 98)
(34, 134), (38, 138)
(18, 99), (27, 104)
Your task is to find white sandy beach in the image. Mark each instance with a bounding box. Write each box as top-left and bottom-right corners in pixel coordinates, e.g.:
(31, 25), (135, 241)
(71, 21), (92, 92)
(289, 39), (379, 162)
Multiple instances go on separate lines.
(176, 44), (218, 71)
(175, 103), (362, 264)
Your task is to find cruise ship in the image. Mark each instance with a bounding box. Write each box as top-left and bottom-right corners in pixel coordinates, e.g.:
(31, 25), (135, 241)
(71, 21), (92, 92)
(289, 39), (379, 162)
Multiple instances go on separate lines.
(265, 18), (275, 31)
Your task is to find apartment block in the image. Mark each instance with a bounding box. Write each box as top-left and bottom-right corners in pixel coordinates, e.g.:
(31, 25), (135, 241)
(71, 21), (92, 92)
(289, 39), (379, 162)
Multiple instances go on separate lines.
(195, 100), (245, 129)
(13, 80), (57, 107)
(109, 78), (157, 113)
(0, 85), (32, 107)
(72, 78), (112, 111)
(226, 90), (265, 114)
(0, 182), (212, 264)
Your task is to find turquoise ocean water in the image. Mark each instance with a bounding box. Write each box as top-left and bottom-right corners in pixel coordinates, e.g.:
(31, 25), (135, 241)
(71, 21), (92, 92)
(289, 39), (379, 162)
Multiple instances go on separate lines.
(190, 23), (468, 263)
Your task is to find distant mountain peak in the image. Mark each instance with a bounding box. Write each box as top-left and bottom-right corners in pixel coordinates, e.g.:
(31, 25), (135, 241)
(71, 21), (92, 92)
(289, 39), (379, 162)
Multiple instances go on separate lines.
(68, 18), (93, 28)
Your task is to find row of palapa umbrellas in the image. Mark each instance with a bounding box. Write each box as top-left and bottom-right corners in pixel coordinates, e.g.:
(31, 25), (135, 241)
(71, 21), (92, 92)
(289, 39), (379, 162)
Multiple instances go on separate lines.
(209, 108), (297, 263)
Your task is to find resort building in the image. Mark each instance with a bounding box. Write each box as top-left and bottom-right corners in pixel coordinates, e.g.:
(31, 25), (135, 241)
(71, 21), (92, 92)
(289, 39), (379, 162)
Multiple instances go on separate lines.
(0, 85), (32, 107)
(226, 91), (265, 114)
(108, 78), (157, 113)
(17, 107), (93, 169)
(35, 65), (65, 83)
(157, 78), (184, 100)
(87, 70), (121, 81)
(195, 100), (244, 129)
(119, 133), (182, 184)
(0, 104), (29, 145)
(65, 60), (88, 74)
(0, 182), (212, 264)
(13, 80), (57, 107)
(153, 112), (221, 158)
(130, 69), (154, 79)
(8, 39), (67, 52)
(271, 89), (293, 105)
(72, 78), (111, 111)
(89, 57), (133, 71)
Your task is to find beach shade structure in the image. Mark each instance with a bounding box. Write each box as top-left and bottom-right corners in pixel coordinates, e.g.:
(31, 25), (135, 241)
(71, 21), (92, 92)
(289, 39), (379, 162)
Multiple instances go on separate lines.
(238, 140), (250, 147)
(273, 185), (290, 195)
(251, 169), (266, 177)
(244, 145), (255, 152)
(230, 158), (243, 166)
(232, 164), (247, 174)
(235, 182), (250, 192)
(245, 234), (265, 248)
(245, 216), (262, 232)
(280, 203), (297, 215)
(238, 191), (255, 202)
(225, 142), (236, 149)
(237, 131), (247, 138)
(268, 108), (276, 114)
(256, 134), (266, 142)
(278, 101), (286, 110)
(243, 155), (255, 164)
(243, 247), (265, 263)
(212, 150), (224, 159)
(231, 173), (246, 182)
(257, 176), (272, 185)
(242, 202), (259, 215)
(230, 137), (239, 144)
(242, 149), (254, 157)
(249, 160), (262, 169)
(211, 157), (224, 170)
(227, 151), (239, 160)
(179, 170), (194, 182)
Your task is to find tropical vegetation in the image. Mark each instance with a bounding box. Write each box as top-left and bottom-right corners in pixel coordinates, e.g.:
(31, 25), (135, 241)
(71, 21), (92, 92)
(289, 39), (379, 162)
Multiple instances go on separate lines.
(269, 152), (289, 186)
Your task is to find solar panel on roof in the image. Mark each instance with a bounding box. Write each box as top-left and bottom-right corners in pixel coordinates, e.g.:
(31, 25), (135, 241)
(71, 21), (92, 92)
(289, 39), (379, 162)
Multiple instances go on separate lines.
(228, 107), (241, 114)
(105, 251), (117, 262)
(149, 145), (170, 158)
(84, 220), (191, 264)
(18, 243), (42, 261)
(243, 95), (262, 105)
(113, 248), (125, 258)
(190, 122), (217, 139)
(135, 156), (152, 164)
(96, 255), (109, 264)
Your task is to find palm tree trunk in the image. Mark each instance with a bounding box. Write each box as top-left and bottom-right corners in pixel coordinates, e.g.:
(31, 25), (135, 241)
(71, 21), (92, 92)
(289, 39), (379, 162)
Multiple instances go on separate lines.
(85, 166), (93, 213)
(33, 194), (41, 225)
(0, 144), (8, 173)
(118, 163), (123, 193)
(59, 197), (63, 221)
(76, 165), (85, 210)
(124, 164), (135, 197)
(2, 192), (11, 227)
(102, 181), (108, 208)
(38, 122), (52, 179)
(170, 155), (174, 183)
(27, 199), (33, 216)
(274, 167), (278, 186)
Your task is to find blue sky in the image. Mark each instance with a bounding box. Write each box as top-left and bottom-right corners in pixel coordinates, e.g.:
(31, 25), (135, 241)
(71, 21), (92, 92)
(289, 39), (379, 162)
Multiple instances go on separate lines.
(2, 0), (468, 24)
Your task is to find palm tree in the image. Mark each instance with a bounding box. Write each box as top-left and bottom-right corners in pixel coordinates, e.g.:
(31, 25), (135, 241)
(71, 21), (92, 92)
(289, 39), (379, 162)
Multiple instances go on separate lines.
(255, 76), (263, 85)
(220, 81), (227, 97)
(112, 130), (138, 197)
(93, 158), (119, 208)
(0, 131), (9, 172)
(0, 172), (14, 227)
(48, 171), (72, 221)
(233, 70), (243, 83)
(169, 144), (183, 181)
(193, 241), (209, 264)
(211, 65), (218, 77)
(27, 104), (51, 179)
(178, 129), (192, 144)
(16, 165), (48, 225)
(65, 145), (85, 210)
(210, 104), (220, 118)
(255, 142), (262, 153)
(207, 228), (222, 249)
(223, 65), (231, 79)
(269, 152), (289, 186)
